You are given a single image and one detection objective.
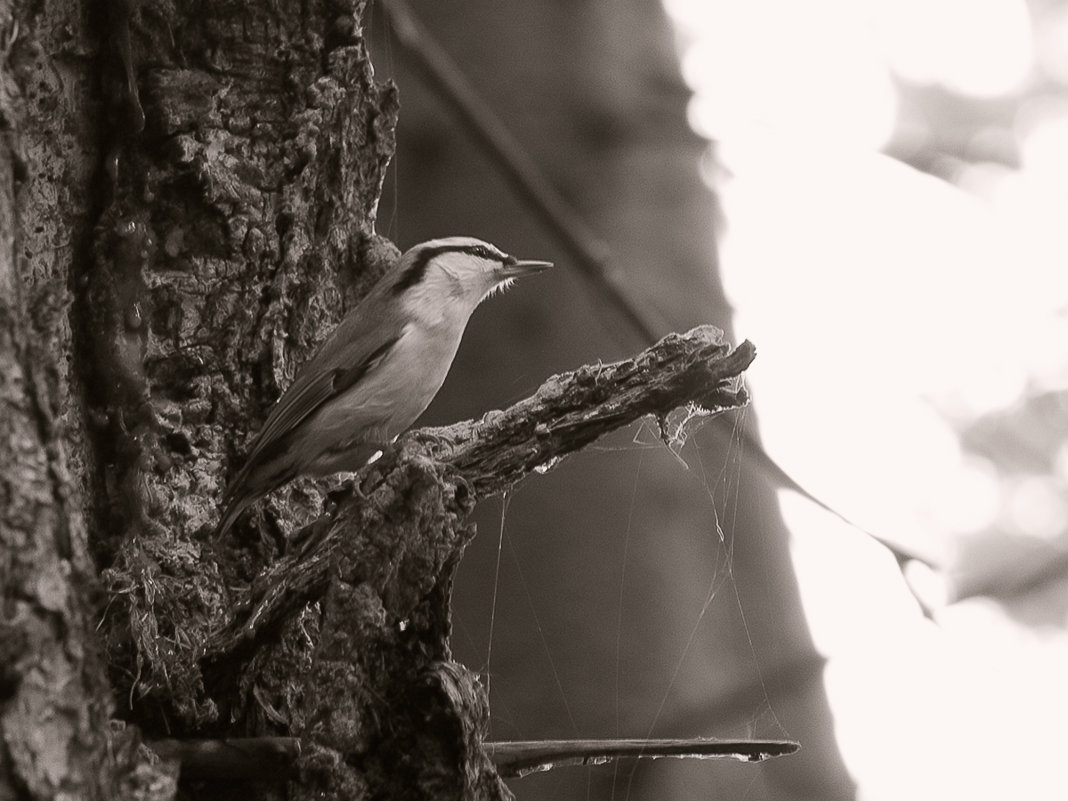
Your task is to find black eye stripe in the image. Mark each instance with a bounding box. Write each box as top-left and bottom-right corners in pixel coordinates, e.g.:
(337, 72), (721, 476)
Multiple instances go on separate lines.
(392, 243), (510, 295)
(463, 244), (507, 262)
(393, 246), (446, 295)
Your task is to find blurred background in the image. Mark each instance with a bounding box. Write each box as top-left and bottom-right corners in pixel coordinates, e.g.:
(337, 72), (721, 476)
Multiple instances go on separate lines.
(371, 1), (1068, 799)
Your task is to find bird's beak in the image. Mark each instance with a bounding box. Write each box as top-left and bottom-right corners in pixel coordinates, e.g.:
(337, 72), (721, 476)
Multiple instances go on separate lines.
(500, 259), (553, 279)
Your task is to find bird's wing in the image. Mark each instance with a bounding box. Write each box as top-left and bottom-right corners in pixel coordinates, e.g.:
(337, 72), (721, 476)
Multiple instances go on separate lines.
(243, 299), (406, 466)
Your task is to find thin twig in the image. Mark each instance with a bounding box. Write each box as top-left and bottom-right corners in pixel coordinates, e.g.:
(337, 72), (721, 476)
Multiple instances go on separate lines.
(488, 737), (800, 778)
(146, 735), (798, 781)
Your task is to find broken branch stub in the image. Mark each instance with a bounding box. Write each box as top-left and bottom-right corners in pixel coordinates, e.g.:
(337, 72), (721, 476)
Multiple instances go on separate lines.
(415, 324), (754, 494)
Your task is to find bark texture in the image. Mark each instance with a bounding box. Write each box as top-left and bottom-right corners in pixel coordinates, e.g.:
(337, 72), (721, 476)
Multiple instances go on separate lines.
(0, 0), (172, 797)
(81, 1), (428, 798)
(86, 0), (400, 738)
(1, 0), (771, 799)
(3, 0), (402, 797)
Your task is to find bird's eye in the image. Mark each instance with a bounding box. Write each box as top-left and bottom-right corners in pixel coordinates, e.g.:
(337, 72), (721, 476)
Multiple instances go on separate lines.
(467, 244), (503, 262)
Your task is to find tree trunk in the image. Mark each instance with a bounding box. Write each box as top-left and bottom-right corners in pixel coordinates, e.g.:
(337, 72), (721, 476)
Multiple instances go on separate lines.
(2, 0), (417, 797)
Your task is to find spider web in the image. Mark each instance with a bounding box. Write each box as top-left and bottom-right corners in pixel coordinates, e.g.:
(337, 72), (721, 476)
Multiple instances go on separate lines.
(477, 404), (787, 800)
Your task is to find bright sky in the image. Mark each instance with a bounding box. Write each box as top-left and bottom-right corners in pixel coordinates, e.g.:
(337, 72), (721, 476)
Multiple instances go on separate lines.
(661, 0), (1068, 799)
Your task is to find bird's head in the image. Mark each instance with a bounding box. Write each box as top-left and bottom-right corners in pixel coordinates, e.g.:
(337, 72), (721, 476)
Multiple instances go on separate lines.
(392, 237), (552, 324)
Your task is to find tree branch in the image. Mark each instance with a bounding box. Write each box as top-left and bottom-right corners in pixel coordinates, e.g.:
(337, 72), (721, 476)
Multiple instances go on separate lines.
(146, 735), (798, 781)
(203, 325), (752, 659)
(488, 737), (799, 778)
(419, 325), (753, 494)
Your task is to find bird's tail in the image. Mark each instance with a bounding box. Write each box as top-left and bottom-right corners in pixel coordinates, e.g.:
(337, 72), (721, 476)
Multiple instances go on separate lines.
(213, 460), (296, 541)
(213, 488), (255, 541)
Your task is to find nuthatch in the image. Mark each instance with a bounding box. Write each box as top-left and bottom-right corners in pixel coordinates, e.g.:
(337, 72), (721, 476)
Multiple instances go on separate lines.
(214, 237), (551, 539)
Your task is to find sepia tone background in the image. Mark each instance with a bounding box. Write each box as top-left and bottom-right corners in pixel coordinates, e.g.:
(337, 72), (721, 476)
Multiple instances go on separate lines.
(372, 2), (851, 799)
(374, 1), (1068, 799)
(3, 0), (1065, 798)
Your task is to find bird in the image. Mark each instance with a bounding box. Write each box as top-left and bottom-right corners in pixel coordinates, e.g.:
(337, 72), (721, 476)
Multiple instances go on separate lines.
(214, 236), (552, 539)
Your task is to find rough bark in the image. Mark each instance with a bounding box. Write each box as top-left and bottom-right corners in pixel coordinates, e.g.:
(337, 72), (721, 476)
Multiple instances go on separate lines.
(0, 0), (170, 797)
(84, 0), (400, 742)
(2, 0), (396, 797)
(2, 1), (761, 799)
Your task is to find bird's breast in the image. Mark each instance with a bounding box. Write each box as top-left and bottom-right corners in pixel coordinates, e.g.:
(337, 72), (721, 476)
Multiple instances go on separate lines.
(309, 321), (462, 448)
(376, 322), (462, 429)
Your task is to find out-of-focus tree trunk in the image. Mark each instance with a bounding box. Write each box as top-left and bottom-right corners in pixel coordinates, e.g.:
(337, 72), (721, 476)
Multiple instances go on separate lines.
(376, 2), (857, 799)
